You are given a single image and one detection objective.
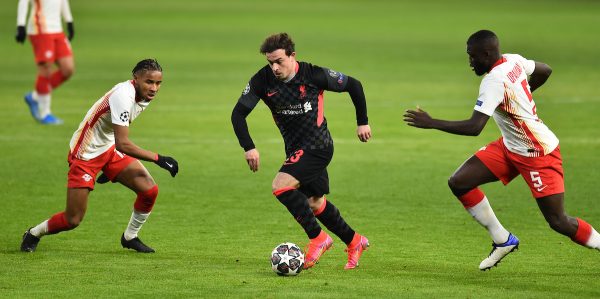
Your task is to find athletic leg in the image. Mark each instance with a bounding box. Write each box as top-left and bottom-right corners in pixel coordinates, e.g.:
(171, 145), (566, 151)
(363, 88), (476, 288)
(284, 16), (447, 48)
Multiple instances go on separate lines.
(114, 160), (157, 253)
(50, 56), (75, 89)
(21, 188), (90, 252)
(272, 172), (321, 239)
(448, 155), (511, 244)
(537, 193), (600, 249)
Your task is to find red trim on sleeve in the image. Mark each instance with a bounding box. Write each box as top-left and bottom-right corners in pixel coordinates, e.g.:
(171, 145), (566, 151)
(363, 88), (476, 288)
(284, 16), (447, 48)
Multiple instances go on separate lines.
(273, 186), (297, 197)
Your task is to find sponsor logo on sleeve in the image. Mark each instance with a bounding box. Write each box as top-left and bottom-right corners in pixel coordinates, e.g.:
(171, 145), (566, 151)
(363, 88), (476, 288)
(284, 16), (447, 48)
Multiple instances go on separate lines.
(337, 73), (345, 85)
(328, 69), (339, 78)
(476, 100), (483, 107)
(242, 83), (250, 95)
(119, 111), (130, 122)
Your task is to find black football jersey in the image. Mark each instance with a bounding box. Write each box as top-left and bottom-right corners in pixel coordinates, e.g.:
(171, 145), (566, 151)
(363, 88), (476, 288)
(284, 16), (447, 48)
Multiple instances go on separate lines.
(237, 61), (349, 156)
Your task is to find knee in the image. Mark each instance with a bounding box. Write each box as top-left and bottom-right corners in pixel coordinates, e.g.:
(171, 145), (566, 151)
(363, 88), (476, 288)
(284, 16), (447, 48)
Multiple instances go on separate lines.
(61, 66), (75, 78)
(272, 180), (289, 194)
(65, 213), (84, 228)
(448, 175), (464, 195)
(308, 196), (323, 212)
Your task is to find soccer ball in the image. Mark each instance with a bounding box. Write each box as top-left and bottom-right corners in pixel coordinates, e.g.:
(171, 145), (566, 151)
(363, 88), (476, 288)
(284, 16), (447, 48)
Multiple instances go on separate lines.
(270, 242), (304, 276)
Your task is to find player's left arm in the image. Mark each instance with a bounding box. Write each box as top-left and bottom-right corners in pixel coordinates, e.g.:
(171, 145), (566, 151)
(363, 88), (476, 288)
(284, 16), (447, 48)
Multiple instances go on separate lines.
(529, 62), (552, 93)
(314, 67), (371, 142)
(61, 0), (74, 41)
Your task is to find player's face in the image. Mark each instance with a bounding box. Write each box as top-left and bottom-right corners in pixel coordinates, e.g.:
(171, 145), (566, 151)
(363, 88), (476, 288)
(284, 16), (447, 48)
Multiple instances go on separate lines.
(466, 44), (489, 76)
(266, 49), (296, 81)
(134, 70), (163, 101)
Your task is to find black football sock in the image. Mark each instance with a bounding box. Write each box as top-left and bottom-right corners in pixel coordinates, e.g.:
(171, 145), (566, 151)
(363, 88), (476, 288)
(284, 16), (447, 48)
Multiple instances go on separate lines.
(275, 189), (322, 239)
(316, 200), (355, 245)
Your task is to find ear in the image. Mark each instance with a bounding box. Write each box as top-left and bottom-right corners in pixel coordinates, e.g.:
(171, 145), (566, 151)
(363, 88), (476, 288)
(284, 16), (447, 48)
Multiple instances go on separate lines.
(290, 52), (297, 59)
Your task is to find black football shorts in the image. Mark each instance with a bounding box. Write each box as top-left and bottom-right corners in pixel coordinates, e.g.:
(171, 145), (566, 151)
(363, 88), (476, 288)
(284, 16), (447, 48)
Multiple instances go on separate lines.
(279, 146), (333, 198)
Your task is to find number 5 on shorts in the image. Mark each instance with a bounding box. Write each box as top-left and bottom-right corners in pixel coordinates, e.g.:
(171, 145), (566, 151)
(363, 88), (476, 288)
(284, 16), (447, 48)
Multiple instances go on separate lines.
(529, 171), (543, 188)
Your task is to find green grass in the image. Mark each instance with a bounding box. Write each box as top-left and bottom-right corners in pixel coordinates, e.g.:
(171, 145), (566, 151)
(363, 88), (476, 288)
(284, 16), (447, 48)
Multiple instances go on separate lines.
(1, 0), (600, 297)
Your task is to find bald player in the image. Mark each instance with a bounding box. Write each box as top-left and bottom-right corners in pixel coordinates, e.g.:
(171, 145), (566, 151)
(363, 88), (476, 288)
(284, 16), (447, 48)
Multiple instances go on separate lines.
(404, 30), (600, 270)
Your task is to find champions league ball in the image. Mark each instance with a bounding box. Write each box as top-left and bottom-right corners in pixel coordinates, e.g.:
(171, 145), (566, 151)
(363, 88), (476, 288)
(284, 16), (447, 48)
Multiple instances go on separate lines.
(271, 242), (304, 276)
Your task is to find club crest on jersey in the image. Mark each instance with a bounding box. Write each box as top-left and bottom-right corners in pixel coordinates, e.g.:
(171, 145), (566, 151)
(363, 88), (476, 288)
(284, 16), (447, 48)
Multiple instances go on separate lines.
(120, 111), (130, 122)
(299, 85), (306, 99)
(242, 83), (250, 95)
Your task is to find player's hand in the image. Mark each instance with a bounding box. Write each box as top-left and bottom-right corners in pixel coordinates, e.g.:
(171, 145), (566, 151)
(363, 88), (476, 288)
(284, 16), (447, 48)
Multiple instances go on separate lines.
(245, 148), (260, 172)
(404, 106), (434, 129)
(155, 154), (179, 177)
(357, 125), (372, 142)
(15, 26), (26, 44)
(66, 22), (74, 41)
(96, 173), (110, 184)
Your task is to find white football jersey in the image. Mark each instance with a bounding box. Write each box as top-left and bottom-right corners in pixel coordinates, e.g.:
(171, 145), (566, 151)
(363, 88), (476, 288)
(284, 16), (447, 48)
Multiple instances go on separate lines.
(17, 0), (73, 35)
(474, 54), (559, 157)
(69, 80), (150, 160)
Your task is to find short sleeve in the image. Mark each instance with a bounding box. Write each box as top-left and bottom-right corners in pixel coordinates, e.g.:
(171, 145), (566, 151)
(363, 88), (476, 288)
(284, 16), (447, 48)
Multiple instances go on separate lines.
(109, 87), (134, 126)
(474, 75), (504, 116)
(509, 54), (535, 76)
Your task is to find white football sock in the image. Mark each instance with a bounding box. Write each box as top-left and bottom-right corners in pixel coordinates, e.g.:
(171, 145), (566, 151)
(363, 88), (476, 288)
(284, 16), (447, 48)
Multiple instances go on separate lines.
(30, 220), (49, 238)
(467, 197), (510, 244)
(586, 227), (600, 249)
(124, 210), (150, 241)
(37, 93), (51, 119)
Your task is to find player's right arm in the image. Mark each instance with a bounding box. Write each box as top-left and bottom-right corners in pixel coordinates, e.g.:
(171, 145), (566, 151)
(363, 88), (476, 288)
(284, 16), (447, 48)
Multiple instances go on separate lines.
(231, 75), (263, 172)
(15, 0), (29, 44)
(403, 108), (490, 136)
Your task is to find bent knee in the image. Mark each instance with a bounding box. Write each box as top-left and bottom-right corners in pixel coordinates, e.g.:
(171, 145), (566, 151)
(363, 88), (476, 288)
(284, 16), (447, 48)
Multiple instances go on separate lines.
(66, 214), (84, 227)
(61, 67), (75, 78)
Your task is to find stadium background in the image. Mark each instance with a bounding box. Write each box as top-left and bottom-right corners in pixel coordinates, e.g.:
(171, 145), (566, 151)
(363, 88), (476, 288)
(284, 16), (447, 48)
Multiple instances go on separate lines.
(1, 0), (599, 297)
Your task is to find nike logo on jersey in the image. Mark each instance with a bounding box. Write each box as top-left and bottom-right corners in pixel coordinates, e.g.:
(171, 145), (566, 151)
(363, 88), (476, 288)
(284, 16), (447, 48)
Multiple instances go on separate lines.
(166, 162), (173, 168)
(267, 91), (278, 97)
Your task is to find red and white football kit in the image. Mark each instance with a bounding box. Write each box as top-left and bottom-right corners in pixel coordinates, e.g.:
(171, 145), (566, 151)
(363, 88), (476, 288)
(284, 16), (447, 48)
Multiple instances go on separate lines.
(67, 80), (150, 189)
(473, 54), (563, 198)
(17, 0), (73, 63)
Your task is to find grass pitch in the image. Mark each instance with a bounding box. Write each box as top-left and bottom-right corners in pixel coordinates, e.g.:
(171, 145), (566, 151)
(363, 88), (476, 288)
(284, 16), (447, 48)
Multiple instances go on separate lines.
(1, 0), (600, 297)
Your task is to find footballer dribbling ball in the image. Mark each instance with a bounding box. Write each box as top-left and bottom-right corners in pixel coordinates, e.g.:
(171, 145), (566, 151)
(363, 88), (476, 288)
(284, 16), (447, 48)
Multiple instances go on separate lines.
(271, 242), (304, 276)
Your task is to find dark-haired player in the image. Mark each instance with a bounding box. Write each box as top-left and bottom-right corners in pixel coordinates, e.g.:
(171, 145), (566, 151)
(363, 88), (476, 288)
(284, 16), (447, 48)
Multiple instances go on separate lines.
(404, 30), (600, 270)
(231, 33), (371, 270)
(20, 59), (179, 253)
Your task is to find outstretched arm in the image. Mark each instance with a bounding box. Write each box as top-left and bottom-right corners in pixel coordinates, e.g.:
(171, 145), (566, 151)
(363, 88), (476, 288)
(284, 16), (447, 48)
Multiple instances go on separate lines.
(114, 124), (178, 177)
(403, 108), (490, 136)
(529, 62), (552, 92)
